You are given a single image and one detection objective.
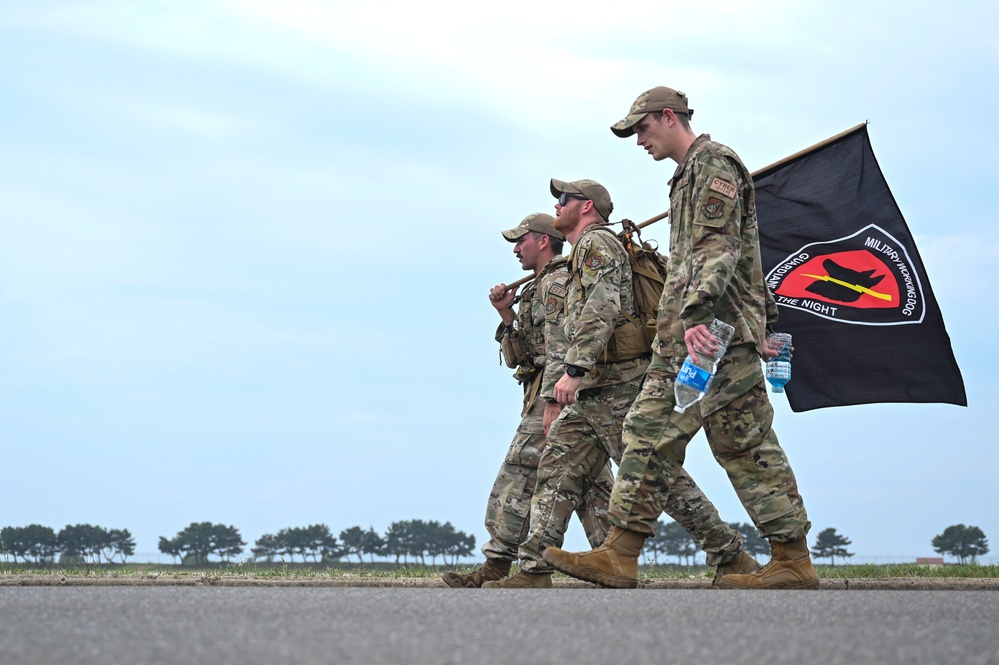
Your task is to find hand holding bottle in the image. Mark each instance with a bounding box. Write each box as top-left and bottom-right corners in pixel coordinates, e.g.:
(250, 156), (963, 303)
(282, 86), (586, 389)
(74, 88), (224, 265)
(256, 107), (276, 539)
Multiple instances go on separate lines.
(674, 319), (735, 414)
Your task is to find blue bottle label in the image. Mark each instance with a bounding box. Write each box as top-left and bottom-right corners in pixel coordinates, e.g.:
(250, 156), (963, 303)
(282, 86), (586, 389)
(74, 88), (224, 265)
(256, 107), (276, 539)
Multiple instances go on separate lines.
(766, 362), (791, 381)
(677, 361), (712, 392)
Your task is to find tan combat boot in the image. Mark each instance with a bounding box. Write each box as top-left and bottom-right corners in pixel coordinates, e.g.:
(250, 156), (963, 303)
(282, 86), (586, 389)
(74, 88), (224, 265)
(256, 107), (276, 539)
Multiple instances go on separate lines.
(481, 570), (553, 588)
(541, 526), (645, 589)
(717, 537), (819, 589)
(441, 559), (511, 588)
(711, 549), (760, 587)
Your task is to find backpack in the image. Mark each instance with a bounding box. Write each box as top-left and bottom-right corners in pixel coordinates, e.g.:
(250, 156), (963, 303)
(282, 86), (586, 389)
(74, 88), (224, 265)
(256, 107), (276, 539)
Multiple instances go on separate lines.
(570, 219), (668, 363)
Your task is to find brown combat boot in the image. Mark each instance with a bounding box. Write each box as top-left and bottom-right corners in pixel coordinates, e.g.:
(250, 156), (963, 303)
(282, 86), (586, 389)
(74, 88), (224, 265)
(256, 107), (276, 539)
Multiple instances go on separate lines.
(717, 537), (819, 589)
(541, 526), (645, 589)
(711, 549), (760, 587)
(441, 559), (511, 588)
(481, 570), (553, 588)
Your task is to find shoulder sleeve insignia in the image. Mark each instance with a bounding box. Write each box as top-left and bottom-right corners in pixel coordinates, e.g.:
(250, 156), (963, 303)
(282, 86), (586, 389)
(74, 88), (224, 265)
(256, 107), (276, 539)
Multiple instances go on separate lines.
(702, 196), (726, 219)
(709, 177), (737, 200)
(545, 296), (560, 315)
(548, 283), (567, 297)
(586, 253), (605, 270)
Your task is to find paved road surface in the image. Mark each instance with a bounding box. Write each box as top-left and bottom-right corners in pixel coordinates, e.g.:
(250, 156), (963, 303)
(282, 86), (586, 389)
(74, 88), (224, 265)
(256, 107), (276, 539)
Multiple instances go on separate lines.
(2, 587), (997, 664)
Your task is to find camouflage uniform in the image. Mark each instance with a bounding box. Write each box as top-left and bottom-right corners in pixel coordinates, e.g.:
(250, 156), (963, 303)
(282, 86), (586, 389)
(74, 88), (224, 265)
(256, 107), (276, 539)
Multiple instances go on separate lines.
(482, 256), (615, 563)
(519, 224), (743, 571)
(609, 135), (811, 544)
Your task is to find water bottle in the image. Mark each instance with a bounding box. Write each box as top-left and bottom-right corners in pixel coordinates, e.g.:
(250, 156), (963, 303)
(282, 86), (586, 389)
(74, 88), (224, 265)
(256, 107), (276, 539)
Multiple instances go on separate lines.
(765, 332), (792, 393)
(674, 319), (735, 413)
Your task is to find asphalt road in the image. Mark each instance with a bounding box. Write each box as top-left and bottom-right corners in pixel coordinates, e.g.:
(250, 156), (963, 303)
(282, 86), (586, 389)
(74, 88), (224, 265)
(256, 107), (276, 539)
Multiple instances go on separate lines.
(2, 586), (998, 665)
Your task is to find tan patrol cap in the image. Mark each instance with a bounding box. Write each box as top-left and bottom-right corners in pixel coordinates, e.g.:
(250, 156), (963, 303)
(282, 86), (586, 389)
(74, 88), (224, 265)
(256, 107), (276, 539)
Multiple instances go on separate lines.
(502, 212), (563, 242)
(550, 178), (613, 222)
(611, 86), (693, 138)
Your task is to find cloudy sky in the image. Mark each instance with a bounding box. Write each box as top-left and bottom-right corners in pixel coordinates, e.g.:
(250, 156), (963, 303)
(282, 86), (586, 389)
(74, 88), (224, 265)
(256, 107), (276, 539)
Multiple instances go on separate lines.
(2, 0), (996, 564)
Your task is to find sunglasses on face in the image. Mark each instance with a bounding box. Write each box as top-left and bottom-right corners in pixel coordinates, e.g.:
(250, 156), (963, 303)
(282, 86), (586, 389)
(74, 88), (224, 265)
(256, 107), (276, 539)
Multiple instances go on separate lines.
(558, 192), (588, 206)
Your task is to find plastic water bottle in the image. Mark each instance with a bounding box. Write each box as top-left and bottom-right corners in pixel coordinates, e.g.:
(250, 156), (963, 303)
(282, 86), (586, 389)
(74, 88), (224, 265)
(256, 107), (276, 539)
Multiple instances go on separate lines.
(674, 319), (735, 413)
(765, 332), (792, 393)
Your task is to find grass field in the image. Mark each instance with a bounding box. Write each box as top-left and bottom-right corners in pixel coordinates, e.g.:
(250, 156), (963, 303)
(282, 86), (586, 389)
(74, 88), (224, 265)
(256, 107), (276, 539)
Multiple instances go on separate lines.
(3, 561), (998, 581)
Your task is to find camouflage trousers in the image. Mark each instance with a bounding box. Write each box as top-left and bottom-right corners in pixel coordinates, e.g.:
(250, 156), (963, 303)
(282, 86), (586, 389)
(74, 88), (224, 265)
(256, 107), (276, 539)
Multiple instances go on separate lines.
(519, 375), (643, 572)
(610, 353), (811, 546)
(481, 397), (614, 563)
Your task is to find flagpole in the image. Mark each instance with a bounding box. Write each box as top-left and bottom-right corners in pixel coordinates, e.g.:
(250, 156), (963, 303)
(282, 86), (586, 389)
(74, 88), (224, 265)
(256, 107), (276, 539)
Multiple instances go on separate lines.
(503, 123), (866, 292)
(502, 209), (671, 293)
(752, 122), (868, 178)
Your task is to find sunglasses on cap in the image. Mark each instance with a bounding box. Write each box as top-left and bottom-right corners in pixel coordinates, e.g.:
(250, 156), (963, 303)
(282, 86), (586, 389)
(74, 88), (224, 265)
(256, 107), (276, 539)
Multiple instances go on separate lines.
(558, 192), (588, 206)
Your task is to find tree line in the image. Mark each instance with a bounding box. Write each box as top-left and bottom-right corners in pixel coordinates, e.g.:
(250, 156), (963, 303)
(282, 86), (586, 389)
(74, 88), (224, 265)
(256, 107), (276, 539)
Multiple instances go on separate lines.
(250, 520), (476, 566)
(0, 524), (135, 564)
(643, 521), (771, 565)
(0, 520), (477, 566)
(642, 522), (990, 566)
(2, 521), (989, 565)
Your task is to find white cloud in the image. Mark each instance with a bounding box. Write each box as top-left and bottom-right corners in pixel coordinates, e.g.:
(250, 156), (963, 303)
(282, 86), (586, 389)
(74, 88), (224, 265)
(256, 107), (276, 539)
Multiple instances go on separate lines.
(2, 0), (997, 561)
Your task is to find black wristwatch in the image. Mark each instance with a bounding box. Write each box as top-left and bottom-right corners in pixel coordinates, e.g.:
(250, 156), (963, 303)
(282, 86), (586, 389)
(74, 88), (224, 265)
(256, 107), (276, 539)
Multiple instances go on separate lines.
(564, 364), (587, 378)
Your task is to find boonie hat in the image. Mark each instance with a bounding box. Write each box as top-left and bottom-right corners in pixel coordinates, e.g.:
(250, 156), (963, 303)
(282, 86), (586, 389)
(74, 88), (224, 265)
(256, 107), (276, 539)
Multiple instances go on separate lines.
(502, 212), (563, 242)
(549, 178), (613, 222)
(611, 86), (694, 138)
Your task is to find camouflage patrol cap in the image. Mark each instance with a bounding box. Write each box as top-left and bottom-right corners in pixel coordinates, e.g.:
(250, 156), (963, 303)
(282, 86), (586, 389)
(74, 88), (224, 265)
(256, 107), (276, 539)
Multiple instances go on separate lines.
(502, 212), (564, 242)
(611, 86), (694, 138)
(550, 178), (613, 222)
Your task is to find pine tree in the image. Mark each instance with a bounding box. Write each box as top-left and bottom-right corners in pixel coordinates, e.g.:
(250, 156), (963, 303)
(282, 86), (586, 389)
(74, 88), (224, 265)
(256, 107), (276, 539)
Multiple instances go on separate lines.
(811, 527), (853, 565)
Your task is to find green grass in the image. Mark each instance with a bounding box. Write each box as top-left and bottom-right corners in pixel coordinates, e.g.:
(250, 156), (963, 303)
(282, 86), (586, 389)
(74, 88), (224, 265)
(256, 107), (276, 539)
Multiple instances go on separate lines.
(812, 563), (999, 579)
(3, 561), (997, 579)
(639, 562), (999, 580)
(0, 561), (469, 579)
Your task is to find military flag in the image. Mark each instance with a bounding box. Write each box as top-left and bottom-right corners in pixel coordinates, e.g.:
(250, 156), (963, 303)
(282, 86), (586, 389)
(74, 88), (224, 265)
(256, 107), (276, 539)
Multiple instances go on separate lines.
(753, 124), (966, 412)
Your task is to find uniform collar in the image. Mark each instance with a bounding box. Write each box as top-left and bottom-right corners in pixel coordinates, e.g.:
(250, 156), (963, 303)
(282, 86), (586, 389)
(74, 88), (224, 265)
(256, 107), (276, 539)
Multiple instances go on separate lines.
(537, 254), (567, 278)
(669, 133), (711, 188)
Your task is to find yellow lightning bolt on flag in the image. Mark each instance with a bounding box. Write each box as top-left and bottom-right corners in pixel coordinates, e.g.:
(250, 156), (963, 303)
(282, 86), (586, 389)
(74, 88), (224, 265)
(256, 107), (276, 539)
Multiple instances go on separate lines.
(802, 274), (893, 301)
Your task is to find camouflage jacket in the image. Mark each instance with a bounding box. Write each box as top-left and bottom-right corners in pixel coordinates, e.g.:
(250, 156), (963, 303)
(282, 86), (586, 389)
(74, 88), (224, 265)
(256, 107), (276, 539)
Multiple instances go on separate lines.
(563, 223), (648, 390)
(496, 257), (570, 402)
(657, 135), (779, 412)
(655, 134), (778, 358)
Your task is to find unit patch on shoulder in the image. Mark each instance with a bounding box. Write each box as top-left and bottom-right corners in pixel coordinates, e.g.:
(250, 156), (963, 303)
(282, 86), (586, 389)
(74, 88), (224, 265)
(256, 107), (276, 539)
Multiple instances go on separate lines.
(548, 283), (567, 297)
(586, 253), (605, 270)
(708, 177), (737, 199)
(545, 296), (560, 315)
(702, 196), (726, 219)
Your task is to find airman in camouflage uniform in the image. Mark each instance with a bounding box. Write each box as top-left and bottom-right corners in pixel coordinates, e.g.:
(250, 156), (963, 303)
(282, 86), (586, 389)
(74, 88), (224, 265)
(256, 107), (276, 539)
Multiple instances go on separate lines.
(442, 213), (615, 589)
(543, 87), (817, 590)
(486, 179), (751, 589)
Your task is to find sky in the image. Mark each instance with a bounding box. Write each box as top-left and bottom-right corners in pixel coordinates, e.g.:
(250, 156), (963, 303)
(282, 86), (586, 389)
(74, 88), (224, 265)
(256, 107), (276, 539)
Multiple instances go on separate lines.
(2, 0), (997, 565)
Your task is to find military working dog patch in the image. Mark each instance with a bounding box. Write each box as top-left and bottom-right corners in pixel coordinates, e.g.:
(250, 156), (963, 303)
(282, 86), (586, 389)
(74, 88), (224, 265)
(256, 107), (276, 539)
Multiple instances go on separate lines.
(709, 177), (737, 199)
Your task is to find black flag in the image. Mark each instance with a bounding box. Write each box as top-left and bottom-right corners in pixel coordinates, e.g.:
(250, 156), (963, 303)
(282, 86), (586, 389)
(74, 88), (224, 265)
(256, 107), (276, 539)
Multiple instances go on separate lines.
(753, 124), (966, 412)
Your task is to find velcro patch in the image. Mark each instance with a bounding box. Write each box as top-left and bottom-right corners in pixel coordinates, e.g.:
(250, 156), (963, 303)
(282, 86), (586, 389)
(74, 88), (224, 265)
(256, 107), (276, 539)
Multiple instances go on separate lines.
(545, 296), (560, 315)
(548, 283), (567, 297)
(702, 196), (726, 219)
(709, 177), (737, 199)
(586, 253), (604, 270)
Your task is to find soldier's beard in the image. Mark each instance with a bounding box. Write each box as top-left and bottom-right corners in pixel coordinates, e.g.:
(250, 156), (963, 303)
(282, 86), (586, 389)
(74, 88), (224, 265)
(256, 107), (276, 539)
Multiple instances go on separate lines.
(554, 206), (581, 236)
